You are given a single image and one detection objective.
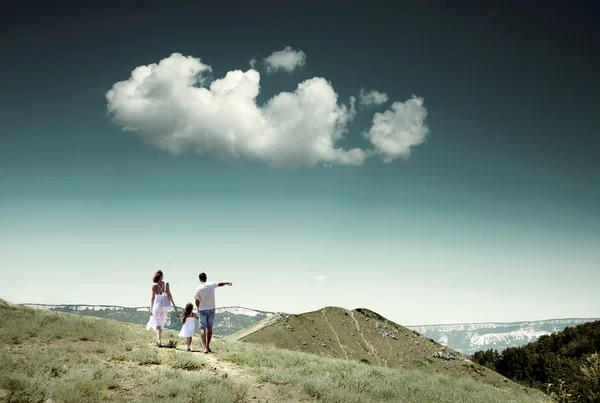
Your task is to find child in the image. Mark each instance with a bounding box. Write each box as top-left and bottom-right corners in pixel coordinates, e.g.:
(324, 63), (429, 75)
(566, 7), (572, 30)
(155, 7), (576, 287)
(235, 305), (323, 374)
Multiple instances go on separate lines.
(178, 303), (198, 351)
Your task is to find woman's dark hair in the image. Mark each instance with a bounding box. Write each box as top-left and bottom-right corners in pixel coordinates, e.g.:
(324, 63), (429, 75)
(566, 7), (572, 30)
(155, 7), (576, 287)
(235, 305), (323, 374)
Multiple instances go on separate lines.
(182, 303), (194, 324)
(152, 270), (163, 283)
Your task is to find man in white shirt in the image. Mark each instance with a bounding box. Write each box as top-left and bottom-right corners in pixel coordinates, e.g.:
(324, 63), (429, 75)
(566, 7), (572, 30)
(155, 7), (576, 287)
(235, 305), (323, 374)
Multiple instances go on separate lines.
(194, 272), (233, 353)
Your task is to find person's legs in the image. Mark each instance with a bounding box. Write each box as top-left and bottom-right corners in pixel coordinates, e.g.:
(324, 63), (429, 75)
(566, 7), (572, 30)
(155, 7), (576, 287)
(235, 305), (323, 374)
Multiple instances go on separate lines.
(198, 311), (208, 353)
(200, 328), (208, 352)
(206, 310), (215, 352)
(186, 336), (192, 350)
(154, 310), (167, 346)
(207, 328), (213, 352)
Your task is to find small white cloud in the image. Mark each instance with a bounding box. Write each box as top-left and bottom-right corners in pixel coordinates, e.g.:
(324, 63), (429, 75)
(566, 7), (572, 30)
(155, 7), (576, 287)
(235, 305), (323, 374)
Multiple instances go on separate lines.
(364, 96), (429, 162)
(313, 275), (326, 282)
(106, 53), (429, 168)
(358, 89), (388, 107)
(263, 46), (306, 73)
(249, 58), (257, 69)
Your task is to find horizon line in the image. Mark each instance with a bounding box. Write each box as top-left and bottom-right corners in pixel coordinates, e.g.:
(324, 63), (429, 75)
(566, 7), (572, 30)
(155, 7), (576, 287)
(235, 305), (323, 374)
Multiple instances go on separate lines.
(20, 302), (599, 326)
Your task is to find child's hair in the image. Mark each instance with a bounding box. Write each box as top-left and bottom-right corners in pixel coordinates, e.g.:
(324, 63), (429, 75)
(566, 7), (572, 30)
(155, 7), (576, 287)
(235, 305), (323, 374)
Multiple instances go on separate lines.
(182, 303), (194, 324)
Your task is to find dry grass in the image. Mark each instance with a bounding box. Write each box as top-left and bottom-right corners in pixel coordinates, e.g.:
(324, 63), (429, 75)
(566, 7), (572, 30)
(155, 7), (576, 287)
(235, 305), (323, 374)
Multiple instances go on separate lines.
(0, 300), (550, 402)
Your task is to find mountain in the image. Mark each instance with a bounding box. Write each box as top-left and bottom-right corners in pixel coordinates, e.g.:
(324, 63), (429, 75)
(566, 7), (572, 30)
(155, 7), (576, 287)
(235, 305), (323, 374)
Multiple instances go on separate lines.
(408, 318), (600, 355)
(24, 303), (271, 338)
(231, 306), (537, 392)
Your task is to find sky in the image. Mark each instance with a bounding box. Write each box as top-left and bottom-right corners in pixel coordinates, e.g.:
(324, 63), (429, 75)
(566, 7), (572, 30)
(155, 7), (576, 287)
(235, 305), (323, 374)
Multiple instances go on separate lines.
(1, 0), (599, 325)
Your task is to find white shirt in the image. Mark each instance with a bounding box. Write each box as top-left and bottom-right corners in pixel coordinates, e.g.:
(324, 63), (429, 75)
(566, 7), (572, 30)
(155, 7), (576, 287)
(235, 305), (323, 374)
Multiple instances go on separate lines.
(194, 282), (218, 310)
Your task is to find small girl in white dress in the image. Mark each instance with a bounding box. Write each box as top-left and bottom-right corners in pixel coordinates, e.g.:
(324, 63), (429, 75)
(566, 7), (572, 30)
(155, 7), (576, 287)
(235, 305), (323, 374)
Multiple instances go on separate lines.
(179, 303), (198, 351)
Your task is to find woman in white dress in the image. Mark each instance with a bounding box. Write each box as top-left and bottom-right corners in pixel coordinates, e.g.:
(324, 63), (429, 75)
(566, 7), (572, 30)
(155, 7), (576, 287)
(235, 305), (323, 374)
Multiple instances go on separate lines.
(179, 303), (198, 351)
(147, 270), (178, 346)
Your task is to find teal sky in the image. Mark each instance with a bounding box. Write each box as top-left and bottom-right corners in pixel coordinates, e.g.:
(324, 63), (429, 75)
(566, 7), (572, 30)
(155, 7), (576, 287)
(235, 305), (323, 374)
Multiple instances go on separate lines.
(1, 1), (598, 325)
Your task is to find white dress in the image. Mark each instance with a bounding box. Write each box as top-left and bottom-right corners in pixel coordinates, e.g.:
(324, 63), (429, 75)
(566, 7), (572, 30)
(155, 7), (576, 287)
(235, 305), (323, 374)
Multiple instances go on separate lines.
(146, 283), (172, 331)
(179, 316), (196, 338)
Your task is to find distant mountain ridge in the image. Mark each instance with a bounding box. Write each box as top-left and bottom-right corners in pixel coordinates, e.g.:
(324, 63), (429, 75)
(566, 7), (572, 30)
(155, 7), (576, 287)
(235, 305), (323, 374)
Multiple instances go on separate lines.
(24, 303), (598, 355)
(24, 303), (272, 338)
(408, 318), (599, 355)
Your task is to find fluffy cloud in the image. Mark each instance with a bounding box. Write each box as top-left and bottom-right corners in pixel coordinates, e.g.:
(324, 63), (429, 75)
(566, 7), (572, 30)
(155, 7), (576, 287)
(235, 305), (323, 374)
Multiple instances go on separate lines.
(365, 96), (429, 163)
(358, 89), (388, 107)
(263, 46), (306, 73)
(106, 52), (429, 168)
(313, 275), (326, 282)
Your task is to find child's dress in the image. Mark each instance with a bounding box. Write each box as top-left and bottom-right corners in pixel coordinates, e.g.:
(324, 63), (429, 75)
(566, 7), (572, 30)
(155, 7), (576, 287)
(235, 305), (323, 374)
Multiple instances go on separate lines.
(179, 316), (195, 338)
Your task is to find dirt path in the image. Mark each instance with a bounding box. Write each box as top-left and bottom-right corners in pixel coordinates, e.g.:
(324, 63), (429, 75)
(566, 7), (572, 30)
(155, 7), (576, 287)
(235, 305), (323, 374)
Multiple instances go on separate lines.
(228, 314), (283, 341)
(321, 309), (349, 359)
(349, 311), (384, 366)
(200, 352), (278, 402)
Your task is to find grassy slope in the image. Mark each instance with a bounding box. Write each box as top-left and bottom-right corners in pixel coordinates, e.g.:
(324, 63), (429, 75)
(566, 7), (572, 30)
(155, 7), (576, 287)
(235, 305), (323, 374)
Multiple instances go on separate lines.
(233, 307), (547, 395)
(0, 300), (549, 402)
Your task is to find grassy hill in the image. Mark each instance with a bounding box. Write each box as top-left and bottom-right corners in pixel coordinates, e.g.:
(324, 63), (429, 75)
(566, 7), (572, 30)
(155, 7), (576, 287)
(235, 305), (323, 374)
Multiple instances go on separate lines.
(0, 300), (550, 402)
(232, 306), (546, 392)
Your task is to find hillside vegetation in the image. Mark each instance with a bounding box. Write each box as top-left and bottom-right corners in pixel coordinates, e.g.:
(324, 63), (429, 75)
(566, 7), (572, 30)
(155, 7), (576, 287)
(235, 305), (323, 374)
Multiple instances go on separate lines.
(471, 320), (600, 402)
(0, 300), (549, 402)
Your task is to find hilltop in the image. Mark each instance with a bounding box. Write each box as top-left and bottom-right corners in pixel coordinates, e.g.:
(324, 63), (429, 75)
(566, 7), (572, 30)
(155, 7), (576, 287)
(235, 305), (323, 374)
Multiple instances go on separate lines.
(231, 306), (545, 391)
(0, 300), (549, 402)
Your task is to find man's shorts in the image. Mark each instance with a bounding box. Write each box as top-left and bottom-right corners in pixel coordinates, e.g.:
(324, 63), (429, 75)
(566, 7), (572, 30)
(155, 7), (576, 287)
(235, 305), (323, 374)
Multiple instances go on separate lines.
(198, 309), (216, 329)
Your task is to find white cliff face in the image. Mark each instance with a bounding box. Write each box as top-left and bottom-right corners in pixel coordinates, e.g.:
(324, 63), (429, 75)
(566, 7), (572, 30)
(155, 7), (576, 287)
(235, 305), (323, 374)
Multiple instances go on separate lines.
(467, 328), (549, 347)
(217, 307), (269, 317)
(409, 318), (593, 334)
(408, 318), (599, 354)
(438, 334), (449, 346)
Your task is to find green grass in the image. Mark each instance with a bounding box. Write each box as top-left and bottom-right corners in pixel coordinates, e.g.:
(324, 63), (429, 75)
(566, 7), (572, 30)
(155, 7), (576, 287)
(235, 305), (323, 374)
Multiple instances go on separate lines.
(167, 352), (206, 371)
(0, 300), (550, 402)
(214, 339), (548, 403)
(0, 301), (247, 402)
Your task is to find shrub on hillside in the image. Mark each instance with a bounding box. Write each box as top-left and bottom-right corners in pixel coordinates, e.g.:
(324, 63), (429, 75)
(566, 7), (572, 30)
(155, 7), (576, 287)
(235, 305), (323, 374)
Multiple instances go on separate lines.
(471, 320), (600, 402)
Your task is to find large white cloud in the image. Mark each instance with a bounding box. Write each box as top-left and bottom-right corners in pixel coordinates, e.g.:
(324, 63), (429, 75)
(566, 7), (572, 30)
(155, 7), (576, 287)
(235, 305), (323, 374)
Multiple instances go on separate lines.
(263, 46), (306, 73)
(106, 52), (429, 168)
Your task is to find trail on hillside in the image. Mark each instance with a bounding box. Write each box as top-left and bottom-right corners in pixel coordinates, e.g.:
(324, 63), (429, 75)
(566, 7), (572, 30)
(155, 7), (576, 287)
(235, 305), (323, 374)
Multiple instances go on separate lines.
(200, 352), (278, 402)
(228, 313), (282, 341)
(349, 310), (384, 366)
(385, 336), (394, 364)
(321, 309), (349, 359)
(160, 347), (289, 403)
